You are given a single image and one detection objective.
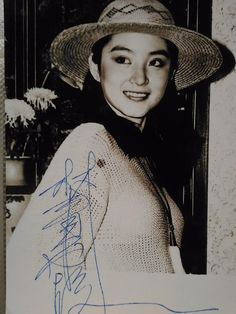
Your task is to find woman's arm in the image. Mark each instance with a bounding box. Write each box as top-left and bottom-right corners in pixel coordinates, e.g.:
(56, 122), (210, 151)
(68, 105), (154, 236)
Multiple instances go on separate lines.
(7, 123), (111, 314)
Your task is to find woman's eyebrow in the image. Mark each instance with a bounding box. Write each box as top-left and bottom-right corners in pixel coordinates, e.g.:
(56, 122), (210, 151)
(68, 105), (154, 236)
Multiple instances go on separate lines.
(110, 46), (169, 58)
(110, 45), (132, 52)
(150, 50), (170, 58)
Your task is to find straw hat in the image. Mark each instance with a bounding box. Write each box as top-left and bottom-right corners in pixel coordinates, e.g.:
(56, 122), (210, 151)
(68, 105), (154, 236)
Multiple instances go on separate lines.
(50, 0), (222, 90)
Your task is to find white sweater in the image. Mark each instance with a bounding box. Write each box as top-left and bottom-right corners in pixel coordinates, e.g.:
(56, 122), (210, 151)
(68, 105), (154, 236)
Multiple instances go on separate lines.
(8, 122), (184, 276)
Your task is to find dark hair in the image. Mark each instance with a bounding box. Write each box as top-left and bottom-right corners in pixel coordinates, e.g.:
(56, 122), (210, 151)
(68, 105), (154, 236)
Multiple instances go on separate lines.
(91, 35), (112, 71)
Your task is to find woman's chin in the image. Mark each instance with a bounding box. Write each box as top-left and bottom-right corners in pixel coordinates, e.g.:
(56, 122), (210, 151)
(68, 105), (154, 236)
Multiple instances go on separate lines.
(121, 112), (146, 125)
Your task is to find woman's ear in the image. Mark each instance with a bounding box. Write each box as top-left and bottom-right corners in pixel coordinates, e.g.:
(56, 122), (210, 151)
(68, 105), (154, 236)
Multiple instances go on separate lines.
(88, 54), (101, 82)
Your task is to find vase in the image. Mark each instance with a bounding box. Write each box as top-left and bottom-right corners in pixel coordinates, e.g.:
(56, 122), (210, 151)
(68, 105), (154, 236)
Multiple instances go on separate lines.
(6, 157), (36, 192)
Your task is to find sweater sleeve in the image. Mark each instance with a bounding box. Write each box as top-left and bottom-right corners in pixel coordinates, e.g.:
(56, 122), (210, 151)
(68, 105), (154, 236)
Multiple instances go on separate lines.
(32, 123), (111, 265)
(7, 123), (112, 314)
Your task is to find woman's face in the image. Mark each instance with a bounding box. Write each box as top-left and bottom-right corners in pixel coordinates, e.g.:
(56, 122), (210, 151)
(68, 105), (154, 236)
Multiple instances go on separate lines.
(89, 32), (171, 126)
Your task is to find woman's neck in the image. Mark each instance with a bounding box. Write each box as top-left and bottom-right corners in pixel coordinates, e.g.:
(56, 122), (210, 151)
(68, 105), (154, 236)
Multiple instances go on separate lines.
(134, 117), (146, 132)
(105, 100), (146, 132)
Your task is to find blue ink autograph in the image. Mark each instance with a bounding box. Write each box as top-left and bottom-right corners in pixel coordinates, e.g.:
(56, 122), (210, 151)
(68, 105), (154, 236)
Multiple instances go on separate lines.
(35, 152), (106, 314)
(35, 151), (219, 314)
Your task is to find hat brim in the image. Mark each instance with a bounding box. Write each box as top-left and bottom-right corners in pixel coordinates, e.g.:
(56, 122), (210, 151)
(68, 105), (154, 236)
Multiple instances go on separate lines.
(50, 22), (222, 90)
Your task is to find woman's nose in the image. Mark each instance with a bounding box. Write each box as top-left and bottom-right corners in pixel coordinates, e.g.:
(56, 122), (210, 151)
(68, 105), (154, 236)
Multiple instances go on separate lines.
(129, 66), (149, 86)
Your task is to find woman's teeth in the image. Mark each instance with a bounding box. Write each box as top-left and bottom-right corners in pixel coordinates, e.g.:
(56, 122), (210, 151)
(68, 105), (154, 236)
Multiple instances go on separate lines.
(124, 91), (149, 100)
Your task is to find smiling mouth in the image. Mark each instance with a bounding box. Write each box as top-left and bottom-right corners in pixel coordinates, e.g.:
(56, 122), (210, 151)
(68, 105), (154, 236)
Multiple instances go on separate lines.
(123, 91), (150, 101)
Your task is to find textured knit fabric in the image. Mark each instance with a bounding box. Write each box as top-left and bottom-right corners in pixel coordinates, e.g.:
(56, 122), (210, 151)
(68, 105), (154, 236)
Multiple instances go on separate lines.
(26, 122), (184, 274)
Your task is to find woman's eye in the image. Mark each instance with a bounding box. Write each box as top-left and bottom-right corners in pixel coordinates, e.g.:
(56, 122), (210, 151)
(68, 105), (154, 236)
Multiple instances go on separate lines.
(149, 58), (165, 67)
(114, 56), (131, 64)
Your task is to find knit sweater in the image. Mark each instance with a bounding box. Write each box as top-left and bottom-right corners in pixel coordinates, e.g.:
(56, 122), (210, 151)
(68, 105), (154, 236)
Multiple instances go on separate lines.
(11, 121), (183, 275)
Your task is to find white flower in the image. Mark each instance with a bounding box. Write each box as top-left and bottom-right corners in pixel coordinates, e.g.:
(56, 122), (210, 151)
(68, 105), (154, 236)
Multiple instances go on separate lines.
(5, 99), (36, 128)
(24, 87), (57, 111)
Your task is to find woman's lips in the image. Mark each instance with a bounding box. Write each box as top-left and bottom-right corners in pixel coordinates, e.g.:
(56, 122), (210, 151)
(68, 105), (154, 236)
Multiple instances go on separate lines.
(123, 91), (149, 101)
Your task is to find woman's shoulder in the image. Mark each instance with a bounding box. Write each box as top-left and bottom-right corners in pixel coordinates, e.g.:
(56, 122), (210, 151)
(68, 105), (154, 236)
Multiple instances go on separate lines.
(34, 122), (115, 195)
(60, 122), (116, 153)
(71, 122), (107, 137)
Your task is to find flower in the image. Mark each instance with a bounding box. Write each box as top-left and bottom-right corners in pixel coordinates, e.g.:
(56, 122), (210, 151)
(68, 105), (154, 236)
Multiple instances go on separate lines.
(5, 87), (57, 158)
(5, 99), (36, 128)
(24, 87), (57, 111)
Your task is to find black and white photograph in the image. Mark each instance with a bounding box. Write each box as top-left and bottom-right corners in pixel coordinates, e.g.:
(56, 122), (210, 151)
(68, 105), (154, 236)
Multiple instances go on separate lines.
(2, 0), (236, 313)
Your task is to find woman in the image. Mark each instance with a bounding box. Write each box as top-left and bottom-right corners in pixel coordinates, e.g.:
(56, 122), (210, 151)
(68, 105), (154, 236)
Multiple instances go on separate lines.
(7, 0), (222, 312)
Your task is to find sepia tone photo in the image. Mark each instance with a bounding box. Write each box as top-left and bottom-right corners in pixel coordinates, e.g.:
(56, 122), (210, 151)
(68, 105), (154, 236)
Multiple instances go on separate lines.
(3, 0), (236, 313)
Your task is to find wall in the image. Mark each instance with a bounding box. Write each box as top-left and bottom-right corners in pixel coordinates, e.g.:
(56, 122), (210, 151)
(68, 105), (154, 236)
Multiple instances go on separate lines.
(208, 0), (236, 274)
(0, 0), (5, 312)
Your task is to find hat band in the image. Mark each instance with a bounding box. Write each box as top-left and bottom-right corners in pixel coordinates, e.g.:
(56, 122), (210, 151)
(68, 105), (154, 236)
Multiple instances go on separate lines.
(99, 4), (174, 25)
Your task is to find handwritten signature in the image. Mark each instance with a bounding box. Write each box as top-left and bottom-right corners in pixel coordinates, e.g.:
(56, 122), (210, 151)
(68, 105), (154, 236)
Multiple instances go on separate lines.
(35, 152), (106, 314)
(35, 151), (219, 314)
